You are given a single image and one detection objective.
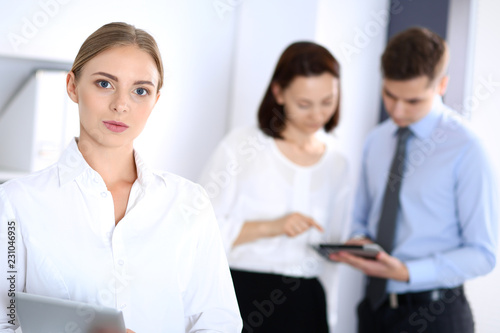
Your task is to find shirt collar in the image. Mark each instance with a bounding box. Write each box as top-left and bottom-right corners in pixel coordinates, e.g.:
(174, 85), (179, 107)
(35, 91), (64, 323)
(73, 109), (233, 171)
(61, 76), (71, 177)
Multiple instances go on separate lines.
(134, 149), (155, 187)
(57, 138), (155, 187)
(57, 138), (90, 186)
(389, 95), (445, 139)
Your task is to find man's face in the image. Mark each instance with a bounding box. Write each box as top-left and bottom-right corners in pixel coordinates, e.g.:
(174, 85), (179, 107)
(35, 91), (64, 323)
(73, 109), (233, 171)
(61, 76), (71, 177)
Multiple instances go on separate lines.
(382, 75), (443, 127)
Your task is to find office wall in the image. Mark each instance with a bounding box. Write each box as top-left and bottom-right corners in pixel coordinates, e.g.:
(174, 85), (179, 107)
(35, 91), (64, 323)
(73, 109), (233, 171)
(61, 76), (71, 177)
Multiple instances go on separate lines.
(227, 0), (320, 129)
(464, 1), (500, 332)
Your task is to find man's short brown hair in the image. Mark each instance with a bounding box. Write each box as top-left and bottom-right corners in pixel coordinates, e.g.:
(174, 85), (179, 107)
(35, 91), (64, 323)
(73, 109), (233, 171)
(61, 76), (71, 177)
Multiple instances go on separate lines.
(382, 27), (448, 83)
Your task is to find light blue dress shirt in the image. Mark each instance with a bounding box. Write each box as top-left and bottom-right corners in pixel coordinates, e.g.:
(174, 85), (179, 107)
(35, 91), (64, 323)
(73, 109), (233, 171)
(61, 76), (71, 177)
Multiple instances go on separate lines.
(351, 96), (498, 294)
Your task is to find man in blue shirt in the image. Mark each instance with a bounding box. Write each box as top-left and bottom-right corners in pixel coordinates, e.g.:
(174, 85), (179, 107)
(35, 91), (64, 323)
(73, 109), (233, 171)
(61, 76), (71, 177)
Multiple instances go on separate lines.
(331, 27), (498, 332)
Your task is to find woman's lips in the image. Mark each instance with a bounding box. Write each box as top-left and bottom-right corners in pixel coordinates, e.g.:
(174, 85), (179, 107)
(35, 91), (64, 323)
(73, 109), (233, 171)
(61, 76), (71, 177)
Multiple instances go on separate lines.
(103, 121), (129, 133)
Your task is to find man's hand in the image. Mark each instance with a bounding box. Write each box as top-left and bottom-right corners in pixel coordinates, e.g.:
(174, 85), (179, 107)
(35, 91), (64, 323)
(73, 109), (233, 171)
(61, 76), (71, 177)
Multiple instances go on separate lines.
(329, 237), (409, 282)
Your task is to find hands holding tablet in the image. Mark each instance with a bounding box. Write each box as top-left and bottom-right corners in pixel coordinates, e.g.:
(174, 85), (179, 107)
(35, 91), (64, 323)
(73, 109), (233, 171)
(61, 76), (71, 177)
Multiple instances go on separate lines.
(328, 237), (409, 282)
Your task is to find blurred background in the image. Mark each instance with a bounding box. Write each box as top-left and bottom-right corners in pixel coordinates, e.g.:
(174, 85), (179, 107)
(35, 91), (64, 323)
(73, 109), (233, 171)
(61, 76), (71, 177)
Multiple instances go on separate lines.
(0, 0), (499, 332)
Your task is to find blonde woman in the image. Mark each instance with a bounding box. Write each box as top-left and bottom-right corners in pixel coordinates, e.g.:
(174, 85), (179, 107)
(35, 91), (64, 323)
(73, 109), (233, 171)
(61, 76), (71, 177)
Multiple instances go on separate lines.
(0, 22), (241, 332)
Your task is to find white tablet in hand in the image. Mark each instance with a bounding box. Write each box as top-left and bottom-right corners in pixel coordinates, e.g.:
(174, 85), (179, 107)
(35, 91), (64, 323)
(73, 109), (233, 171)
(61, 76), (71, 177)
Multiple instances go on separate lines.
(15, 292), (126, 333)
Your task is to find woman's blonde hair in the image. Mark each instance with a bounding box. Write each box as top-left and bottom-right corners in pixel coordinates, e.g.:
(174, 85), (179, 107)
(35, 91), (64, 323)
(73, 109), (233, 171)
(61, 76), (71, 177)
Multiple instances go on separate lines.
(71, 22), (164, 91)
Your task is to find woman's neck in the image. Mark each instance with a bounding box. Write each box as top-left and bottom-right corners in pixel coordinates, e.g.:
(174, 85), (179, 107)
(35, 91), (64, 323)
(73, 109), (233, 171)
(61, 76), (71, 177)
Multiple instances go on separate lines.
(77, 137), (137, 186)
(280, 126), (319, 150)
(275, 125), (326, 167)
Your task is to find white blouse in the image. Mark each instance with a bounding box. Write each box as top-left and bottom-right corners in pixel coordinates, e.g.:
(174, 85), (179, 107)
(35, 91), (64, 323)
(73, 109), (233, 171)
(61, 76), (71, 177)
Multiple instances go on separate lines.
(199, 126), (350, 278)
(0, 139), (242, 333)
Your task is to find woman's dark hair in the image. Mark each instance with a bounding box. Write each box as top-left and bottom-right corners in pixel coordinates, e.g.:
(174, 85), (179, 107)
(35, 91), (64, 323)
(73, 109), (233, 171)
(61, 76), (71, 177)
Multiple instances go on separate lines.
(257, 41), (341, 139)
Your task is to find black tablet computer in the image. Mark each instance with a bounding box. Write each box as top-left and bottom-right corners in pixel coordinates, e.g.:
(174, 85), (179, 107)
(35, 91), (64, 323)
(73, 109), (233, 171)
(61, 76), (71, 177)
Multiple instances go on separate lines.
(311, 243), (383, 260)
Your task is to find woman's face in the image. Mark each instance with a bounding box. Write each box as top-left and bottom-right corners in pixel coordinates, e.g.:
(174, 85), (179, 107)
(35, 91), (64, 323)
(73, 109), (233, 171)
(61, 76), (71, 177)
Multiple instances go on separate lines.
(67, 45), (160, 150)
(273, 73), (339, 135)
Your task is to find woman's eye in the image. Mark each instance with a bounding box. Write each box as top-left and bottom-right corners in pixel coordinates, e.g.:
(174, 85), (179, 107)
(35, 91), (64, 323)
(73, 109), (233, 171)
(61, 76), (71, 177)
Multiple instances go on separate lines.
(135, 88), (148, 96)
(298, 104), (309, 109)
(98, 80), (111, 89)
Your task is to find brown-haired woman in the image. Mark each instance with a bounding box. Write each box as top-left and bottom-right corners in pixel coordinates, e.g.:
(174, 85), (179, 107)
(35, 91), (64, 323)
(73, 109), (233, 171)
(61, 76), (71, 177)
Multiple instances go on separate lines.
(0, 22), (241, 332)
(200, 41), (350, 332)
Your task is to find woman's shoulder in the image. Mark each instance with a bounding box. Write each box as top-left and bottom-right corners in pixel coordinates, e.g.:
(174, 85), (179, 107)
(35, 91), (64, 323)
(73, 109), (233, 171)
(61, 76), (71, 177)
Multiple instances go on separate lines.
(226, 124), (271, 143)
(220, 125), (267, 144)
(225, 124), (261, 137)
(321, 133), (348, 162)
(153, 170), (200, 190)
(1, 164), (59, 198)
(152, 171), (211, 203)
(212, 125), (271, 159)
(314, 134), (349, 178)
(152, 171), (216, 228)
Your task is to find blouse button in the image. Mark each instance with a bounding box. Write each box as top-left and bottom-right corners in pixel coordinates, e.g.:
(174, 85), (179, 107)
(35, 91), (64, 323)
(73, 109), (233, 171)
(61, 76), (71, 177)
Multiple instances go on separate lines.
(118, 259), (125, 266)
(101, 192), (107, 198)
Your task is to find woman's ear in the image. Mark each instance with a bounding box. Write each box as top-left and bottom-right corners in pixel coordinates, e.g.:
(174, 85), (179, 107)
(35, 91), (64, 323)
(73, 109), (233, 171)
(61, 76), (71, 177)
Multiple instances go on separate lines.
(154, 90), (161, 105)
(271, 82), (284, 105)
(66, 72), (79, 103)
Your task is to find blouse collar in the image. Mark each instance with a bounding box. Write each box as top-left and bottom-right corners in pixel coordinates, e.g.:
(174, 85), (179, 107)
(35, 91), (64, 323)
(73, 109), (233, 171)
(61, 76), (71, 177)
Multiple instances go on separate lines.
(57, 138), (155, 187)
